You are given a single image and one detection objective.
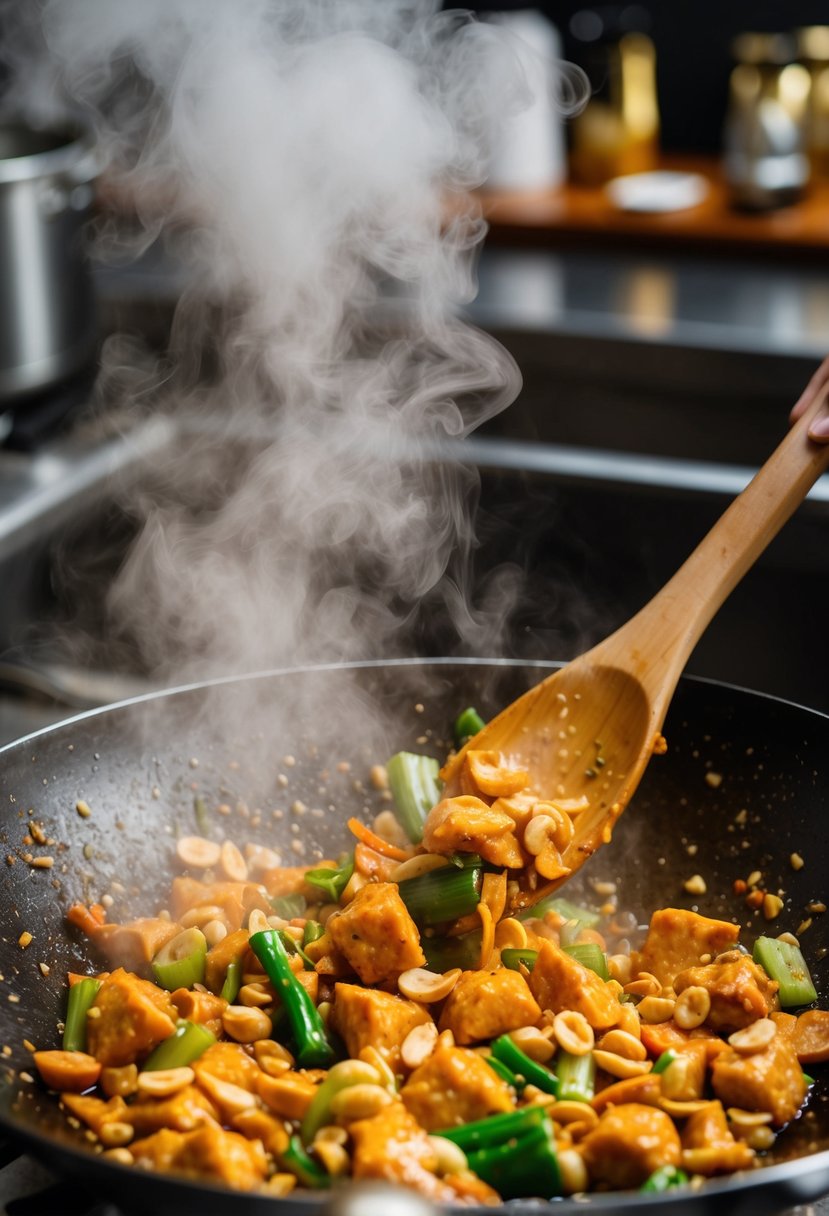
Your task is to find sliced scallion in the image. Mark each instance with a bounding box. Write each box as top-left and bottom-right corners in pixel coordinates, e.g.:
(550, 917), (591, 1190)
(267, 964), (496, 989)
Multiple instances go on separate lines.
(271, 893), (306, 919)
(143, 1019), (215, 1071)
(151, 927), (207, 991)
(421, 930), (483, 973)
(453, 707), (486, 748)
(753, 936), (817, 1007)
(491, 1034), (558, 1095)
(562, 942), (610, 981)
(501, 947), (538, 973)
(520, 895), (600, 928)
(62, 978), (101, 1053)
(652, 1048), (680, 1074)
(556, 1049), (596, 1103)
(386, 752), (442, 844)
(220, 958), (242, 1004)
(640, 1165), (689, 1192)
(398, 853), (482, 926)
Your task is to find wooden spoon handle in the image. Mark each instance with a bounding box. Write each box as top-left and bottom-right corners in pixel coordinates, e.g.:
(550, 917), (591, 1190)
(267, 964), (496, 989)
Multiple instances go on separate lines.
(613, 388), (829, 706)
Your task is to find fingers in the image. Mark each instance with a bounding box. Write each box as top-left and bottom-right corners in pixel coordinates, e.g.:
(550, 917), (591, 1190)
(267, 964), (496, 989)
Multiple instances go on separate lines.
(790, 355), (829, 442)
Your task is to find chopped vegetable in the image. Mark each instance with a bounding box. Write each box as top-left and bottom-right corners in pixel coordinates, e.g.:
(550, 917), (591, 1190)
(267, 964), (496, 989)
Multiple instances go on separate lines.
(421, 929), (483, 973)
(521, 896), (600, 928)
(193, 794), (210, 835)
(301, 1059), (380, 1143)
(277, 928), (315, 971)
(220, 958), (242, 1004)
(563, 942), (610, 982)
(304, 857), (354, 902)
(453, 707), (486, 747)
(271, 893), (306, 919)
(491, 1034), (558, 1095)
(652, 1049), (680, 1075)
(250, 929), (335, 1068)
(398, 853), (482, 926)
(466, 1114), (561, 1199)
(436, 1104), (548, 1151)
(753, 936), (818, 1007)
(386, 752), (442, 843)
(143, 1019), (215, 1071)
(302, 920), (325, 947)
(62, 978), (101, 1053)
(151, 927), (207, 991)
(281, 1134), (331, 1189)
(556, 1049), (596, 1103)
(483, 1055), (525, 1091)
(640, 1165), (689, 1192)
(501, 947), (538, 972)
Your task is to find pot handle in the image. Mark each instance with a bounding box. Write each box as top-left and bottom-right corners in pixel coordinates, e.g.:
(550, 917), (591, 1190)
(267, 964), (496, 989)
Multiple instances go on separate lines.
(316, 1182), (439, 1216)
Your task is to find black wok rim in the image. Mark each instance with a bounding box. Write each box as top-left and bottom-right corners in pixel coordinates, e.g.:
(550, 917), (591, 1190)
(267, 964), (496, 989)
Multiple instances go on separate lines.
(0, 657), (828, 1213)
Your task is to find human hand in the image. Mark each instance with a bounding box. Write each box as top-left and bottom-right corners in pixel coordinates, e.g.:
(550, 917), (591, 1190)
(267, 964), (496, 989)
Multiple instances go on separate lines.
(789, 356), (829, 442)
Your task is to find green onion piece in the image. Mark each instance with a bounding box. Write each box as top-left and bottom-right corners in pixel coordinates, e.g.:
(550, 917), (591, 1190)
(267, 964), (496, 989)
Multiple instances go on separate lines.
(250, 929), (335, 1069)
(520, 895), (600, 928)
(467, 1118), (561, 1199)
(453, 707), (486, 747)
(220, 958), (242, 1004)
(436, 1105), (548, 1151)
(386, 752), (442, 844)
(483, 1055), (525, 1090)
(652, 1049), (680, 1075)
(501, 947), (538, 973)
(304, 858), (354, 902)
(62, 978), (101, 1053)
(556, 1049), (596, 1103)
(640, 1165), (690, 1193)
(301, 1059), (381, 1144)
(151, 927), (207, 991)
(277, 929), (315, 972)
(563, 943), (610, 981)
(491, 1034), (558, 1096)
(421, 930), (482, 973)
(753, 936), (817, 1007)
(398, 854), (482, 926)
(804, 1071), (816, 1086)
(143, 1019), (216, 1071)
(193, 795), (210, 835)
(281, 1134), (331, 1189)
(303, 920), (325, 947)
(271, 893), (306, 919)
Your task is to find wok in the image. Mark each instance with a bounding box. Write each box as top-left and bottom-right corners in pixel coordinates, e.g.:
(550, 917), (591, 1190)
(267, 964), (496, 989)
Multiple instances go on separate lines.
(0, 658), (827, 1216)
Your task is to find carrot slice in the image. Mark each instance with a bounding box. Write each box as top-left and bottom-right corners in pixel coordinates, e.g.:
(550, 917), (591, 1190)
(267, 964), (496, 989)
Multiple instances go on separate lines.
(67, 903), (107, 937)
(34, 1050), (101, 1092)
(353, 843), (399, 882)
(793, 1009), (829, 1064)
(346, 818), (410, 861)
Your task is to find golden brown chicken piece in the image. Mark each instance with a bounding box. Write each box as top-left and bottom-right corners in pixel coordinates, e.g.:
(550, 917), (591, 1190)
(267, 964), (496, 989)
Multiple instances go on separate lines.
(530, 940), (621, 1030)
(634, 908), (740, 988)
(711, 1032), (807, 1126)
(327, 883), (425, 984)
(674, 956), (778, 1034)
(438, 969), (541, 1044)
(580, 1104), (682, 1188)
(130, 1124), (268, 1190)
(402, 1039), (513, 1130)
(680, 1100), (755, 1175)
(86, 968), (178, 1067)
(330, 982), (432, 1068)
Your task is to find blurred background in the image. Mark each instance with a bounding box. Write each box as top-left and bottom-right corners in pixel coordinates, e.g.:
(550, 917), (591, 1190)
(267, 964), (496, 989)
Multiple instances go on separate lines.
(0, 0), (827, 750)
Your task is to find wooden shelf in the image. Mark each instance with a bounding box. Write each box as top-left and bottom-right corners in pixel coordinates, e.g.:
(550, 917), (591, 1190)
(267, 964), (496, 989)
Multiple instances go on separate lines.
(480, 156), (829, 259)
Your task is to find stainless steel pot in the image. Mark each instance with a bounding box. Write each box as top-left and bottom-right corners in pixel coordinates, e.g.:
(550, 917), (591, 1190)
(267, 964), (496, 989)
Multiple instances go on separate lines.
(0, 120), (98, 400)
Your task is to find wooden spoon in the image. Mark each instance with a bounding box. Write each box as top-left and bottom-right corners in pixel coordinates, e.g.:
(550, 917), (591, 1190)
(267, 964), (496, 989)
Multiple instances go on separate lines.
(442, 389), (829, 913)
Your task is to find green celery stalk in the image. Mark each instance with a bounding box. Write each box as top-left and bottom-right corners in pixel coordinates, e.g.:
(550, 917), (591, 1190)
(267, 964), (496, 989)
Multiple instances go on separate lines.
(453, 707), (486, 747)
(151, 927), (207, 991)
(483, 1055), (525, 1090)
(304, 858), (353, 902)
(491, 1035), (558, 1095)
(271, 893), (306, 919)
(753, 936), (817, 1006)
(436, 1105), (547, 1151)
(398, 854), (482, 926)
(556, 1049), (596, 1102)
(501, 947), (538, 972)
(640, 1166), (689, 1192)
(467, 1118), (562, 1199)
(62, 978), (101, 1053)
(386, 752), (442, 844)
(563, 942), (610, 981)
(143, 1020), (215, 1070)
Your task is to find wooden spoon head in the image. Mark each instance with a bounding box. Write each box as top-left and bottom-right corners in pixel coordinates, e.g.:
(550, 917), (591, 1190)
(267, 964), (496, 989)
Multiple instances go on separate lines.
(442, 657), (661, 913)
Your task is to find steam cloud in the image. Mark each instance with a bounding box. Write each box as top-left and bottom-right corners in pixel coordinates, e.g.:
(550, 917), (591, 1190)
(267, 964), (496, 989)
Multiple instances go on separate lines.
(6, 1), (587, 688)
